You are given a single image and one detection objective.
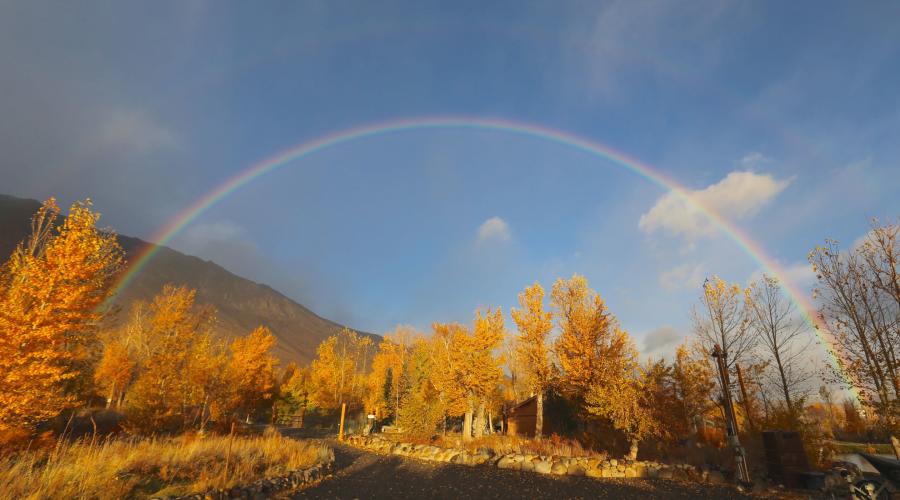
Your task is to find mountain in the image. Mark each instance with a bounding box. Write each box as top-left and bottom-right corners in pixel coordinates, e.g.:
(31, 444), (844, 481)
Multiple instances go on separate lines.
(0, 194), (378, 365)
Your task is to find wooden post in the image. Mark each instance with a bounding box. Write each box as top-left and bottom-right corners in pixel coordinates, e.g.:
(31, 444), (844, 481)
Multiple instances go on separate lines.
(338, 403), (347, 441)
(736, 364), (756, 432)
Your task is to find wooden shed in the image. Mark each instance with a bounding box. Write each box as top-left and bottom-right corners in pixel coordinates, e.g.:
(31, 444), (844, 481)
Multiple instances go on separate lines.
(506, 395), (555, 437)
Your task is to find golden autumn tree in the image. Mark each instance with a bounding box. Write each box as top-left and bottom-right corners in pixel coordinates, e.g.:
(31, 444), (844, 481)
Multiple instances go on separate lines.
(671, 340), (717, 434)
(396, 338), (444, 436)
(227, 326), (278, 422)
(279, 366), (313, 427)
(692, 276), (754, 373)
(366, 326), (416, 419)
(309, 328), (371, 410)
(551, 274), (631, 401)
(124, 285), (215, 432)
(584, 341), (657, 460)
(440, 309), (505, 440)
(94, 340), (135, 409)
(0, 199), (123, 431)
(511, 282), (553, 438)
(429, 322), (470, 430)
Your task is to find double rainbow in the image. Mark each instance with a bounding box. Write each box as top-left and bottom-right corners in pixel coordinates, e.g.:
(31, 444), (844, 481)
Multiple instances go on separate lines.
(108, 116), (856, 398)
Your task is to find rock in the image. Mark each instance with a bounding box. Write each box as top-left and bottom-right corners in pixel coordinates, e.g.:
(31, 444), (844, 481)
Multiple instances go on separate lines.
(550, 461), (568, 475)
(567, 463), (586, 476)
(497, 456), (518, 469)
(520, 460), (535, 472)
(658, 468), (674, 480)
(624, 467), (637, 478)
(534, 460), (552, 474)
(609, 459), (618, 467)
(585, 467), (604, 478)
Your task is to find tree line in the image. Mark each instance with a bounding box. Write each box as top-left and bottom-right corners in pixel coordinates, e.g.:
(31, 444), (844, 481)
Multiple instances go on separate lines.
(1, 198), (895, 455)
(0, 199), (278, 436)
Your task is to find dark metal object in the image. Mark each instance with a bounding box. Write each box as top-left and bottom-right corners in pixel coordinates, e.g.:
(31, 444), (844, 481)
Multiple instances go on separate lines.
(860, 453), (900, 489)
(710, 344), (751, 484)
(762, 430), (810, 488)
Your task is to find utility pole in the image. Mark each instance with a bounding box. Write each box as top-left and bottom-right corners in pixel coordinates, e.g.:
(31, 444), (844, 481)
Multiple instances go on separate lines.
(711, 344), (751, 484)
(735, 364), (756, 432)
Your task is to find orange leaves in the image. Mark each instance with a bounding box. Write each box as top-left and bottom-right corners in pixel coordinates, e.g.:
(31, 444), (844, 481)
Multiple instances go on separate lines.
(551, 274), (622, 397)
(0, 198), (123, 430)
(308, 328), (371, 410)
(228, 326), (278, 411)
(94, 341), (135, 407)
(511, 282), (553, 392)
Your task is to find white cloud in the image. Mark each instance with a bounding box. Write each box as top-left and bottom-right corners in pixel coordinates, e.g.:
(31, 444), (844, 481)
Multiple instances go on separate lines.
(95, 108), (179, 153)
(659, 262), (705, 292)
(738, 152), (770, 168)
(561, 0), (734, 98)
(642, 325), (683, 357)
(476, 216), (511, 243)
(639, 171), (791, 241)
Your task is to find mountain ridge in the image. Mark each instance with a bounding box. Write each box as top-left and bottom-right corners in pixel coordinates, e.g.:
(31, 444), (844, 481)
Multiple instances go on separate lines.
(0, 193), (378, 365)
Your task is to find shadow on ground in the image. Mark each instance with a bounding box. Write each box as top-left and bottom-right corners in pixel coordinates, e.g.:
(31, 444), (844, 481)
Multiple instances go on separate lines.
(291, 442), (756, 499)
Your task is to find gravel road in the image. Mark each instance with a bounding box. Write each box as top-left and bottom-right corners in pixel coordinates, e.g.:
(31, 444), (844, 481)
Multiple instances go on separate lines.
(291, 442), (756, 499)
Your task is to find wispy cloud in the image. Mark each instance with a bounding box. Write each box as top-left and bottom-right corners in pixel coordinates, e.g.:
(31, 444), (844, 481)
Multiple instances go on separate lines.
(94, 108), (179, 154)
(476, 216), (511, 244)
(659, 262), (705, 292)
(642, 325), (683, 357)
(639, 171), (791, 242)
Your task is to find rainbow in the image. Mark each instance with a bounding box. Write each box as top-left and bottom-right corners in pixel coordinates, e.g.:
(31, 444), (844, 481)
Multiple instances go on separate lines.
(108, 116), (859, 399)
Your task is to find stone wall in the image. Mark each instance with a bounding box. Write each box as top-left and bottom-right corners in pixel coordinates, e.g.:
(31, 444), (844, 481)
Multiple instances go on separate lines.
(344, 435), (727, 483)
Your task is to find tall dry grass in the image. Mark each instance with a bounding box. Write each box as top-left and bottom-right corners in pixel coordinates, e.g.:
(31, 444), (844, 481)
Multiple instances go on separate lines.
(0, 429), (331, 500)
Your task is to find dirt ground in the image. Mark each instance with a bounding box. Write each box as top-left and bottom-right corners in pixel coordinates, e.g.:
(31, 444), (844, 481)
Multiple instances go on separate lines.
(291, 442), (761, 499)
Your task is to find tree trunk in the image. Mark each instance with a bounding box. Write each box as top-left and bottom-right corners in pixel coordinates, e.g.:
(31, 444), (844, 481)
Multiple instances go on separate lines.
(535, 391), (544, 439)
(487, 409), (494, 435)
(891, 436), (900, 461)
(463, 398), (473, 441)
(473, 401), (485, 438)
(628, 439), (639, 460)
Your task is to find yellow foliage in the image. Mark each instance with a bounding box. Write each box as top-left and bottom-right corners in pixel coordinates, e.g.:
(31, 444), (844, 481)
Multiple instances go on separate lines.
(0, 199), (123, 430)
(551, 274), (629, 398)
(308, 328), (371, 410)
(94, 341), (135, 408)
(510, 282), (553, 393)
(227, 326), (278, 418)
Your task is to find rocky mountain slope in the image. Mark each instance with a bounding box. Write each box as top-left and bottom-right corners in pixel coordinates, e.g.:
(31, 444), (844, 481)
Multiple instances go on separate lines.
(0, 194), (378, 365)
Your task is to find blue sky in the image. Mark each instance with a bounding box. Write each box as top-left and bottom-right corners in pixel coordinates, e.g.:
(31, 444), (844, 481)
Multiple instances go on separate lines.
(1, 1), (898, 356)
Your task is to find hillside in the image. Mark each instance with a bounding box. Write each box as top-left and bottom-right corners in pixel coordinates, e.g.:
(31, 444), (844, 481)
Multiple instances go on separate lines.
(0, 194), (378, 365)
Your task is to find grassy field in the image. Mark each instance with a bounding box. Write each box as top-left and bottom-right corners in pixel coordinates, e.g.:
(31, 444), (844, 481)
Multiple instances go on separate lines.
(0, 429), (331, 500)
(831, 440), (895, 456)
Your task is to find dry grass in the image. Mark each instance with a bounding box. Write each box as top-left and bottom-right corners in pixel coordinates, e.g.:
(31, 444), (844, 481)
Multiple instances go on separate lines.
(385, 433), (605, 459)
(0, 428), (332, 500)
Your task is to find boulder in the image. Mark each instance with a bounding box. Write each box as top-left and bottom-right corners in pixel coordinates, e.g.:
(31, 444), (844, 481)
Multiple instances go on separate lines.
(567, 463), (586, 476)
(534, 460), (552, 474)
(550, 461), (568, 475)
(585, 467), (604, 478)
